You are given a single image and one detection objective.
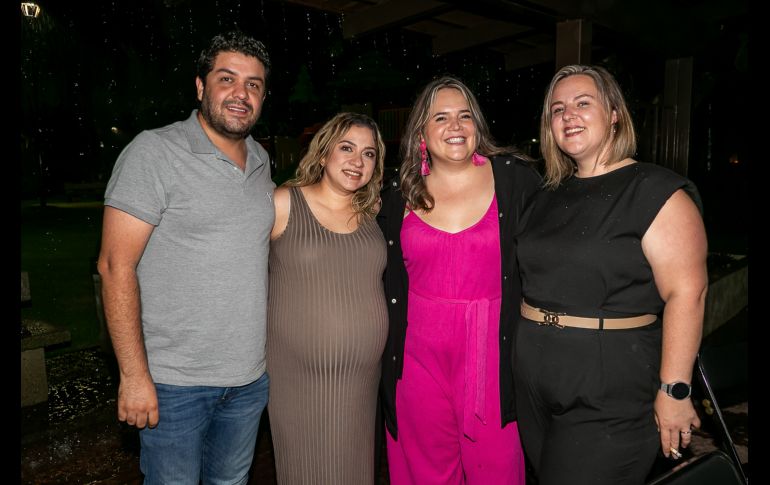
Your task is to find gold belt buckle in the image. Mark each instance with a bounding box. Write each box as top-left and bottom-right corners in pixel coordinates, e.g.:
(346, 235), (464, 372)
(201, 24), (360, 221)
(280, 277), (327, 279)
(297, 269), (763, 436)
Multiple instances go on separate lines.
(538, 309), (566, 329)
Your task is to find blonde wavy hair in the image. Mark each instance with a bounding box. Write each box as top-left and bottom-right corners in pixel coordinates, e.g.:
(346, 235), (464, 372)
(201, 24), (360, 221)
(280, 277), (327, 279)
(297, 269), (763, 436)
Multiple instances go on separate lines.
(285, 112), (386, 219)
(540, 64), (637, 188)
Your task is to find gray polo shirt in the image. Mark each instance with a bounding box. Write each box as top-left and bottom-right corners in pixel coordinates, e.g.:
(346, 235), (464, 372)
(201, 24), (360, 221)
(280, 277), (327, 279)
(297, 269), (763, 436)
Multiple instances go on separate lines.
(104, 110), (275, 387)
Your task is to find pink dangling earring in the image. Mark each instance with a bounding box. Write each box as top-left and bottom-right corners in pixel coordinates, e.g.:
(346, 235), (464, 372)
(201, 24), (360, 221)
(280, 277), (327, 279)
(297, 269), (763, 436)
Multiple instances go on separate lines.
(420, 137), (430, 176)
(472, 152), (489, 166)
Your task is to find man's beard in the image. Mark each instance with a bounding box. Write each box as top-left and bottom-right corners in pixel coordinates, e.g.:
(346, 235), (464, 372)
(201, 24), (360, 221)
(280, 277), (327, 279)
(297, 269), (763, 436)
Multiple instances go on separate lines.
(199, 94), (259, 140)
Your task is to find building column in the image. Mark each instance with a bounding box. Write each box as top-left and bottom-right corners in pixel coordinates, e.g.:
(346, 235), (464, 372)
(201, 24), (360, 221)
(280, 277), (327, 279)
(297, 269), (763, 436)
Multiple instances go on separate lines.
(555, 19), (592, 70)
(660, 57), (694, 176)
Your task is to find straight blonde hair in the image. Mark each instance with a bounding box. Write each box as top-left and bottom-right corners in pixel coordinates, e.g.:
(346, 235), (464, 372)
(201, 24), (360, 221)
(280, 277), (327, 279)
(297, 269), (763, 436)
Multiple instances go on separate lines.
(540, 65), (636, 188)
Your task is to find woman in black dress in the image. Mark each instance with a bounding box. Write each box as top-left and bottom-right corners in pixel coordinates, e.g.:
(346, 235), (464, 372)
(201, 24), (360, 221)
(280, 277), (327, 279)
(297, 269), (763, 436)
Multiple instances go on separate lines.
(514, 65), (707, 485)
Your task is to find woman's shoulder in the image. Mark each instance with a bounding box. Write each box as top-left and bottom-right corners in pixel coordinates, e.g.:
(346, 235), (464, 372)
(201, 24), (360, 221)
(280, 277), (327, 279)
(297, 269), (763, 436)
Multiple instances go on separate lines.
(274, 184), (292, 195)
(627, 161), (694, 197)
(271, 185), (293, 240)
(491, 154), (543, 188)
(632, 161), (687, 182)
(377, 176), (405, 219)
(631, 161), (702, 214)
(273, 185), (293, 206)
(491, 154), (541, 172)
(381, 174), (400, 196)
(379, 175), (399, 206)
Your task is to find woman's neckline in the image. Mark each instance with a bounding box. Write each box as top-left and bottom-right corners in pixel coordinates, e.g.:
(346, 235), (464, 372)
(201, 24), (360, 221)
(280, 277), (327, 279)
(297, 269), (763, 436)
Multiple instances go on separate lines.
(296, 186), (362, 236)
(571, 160), (638, 181)
(406, 195), (496, 236)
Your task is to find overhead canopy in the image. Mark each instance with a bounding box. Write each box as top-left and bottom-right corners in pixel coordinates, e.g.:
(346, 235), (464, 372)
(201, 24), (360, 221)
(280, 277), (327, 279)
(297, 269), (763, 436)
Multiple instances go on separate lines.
(278, 0), (747, 70)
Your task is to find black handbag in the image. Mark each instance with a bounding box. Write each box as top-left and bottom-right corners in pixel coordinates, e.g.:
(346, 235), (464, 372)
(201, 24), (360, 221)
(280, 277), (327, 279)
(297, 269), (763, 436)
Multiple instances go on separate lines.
(647, 450), (745, 485)
(646, 353), (748, 485)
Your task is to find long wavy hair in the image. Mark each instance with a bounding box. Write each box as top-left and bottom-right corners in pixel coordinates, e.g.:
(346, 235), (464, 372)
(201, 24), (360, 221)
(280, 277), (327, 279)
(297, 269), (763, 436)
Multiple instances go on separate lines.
(540, 64), (636, 188)
(285, 112), (386, 219)
(400, 75), (529, 212)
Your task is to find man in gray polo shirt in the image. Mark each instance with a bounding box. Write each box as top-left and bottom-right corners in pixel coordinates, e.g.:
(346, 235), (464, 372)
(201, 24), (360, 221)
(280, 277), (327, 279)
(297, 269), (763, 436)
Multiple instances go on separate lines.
(97, 31), (274, 484)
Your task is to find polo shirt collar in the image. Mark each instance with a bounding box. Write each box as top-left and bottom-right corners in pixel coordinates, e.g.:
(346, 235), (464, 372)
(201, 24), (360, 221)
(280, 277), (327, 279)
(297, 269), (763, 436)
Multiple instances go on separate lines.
(182, 109), (266, 174)
(183, 110), (216, 154)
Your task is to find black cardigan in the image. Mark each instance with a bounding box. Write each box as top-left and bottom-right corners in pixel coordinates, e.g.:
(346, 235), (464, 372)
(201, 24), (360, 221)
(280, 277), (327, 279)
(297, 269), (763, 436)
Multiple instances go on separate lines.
(377, 155), (541, 440)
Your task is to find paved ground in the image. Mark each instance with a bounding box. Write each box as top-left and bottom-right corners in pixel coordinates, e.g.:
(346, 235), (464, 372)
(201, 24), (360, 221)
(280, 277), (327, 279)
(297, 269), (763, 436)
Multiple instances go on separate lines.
(21, 308), (748, 484)
(19, 348), (384, 485)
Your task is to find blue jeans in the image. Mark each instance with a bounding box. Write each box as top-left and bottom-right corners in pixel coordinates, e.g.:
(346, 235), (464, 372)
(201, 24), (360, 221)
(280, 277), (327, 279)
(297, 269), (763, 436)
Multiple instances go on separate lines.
(139, 373), (269, 485)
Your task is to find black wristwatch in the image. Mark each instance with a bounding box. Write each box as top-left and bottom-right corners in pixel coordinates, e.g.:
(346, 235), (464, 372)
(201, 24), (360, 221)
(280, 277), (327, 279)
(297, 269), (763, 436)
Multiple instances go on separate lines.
(660, 381), (692, 400)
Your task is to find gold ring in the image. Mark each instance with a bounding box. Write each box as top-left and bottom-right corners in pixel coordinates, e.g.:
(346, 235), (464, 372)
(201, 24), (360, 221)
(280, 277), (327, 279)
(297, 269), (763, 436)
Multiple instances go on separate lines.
(681, 430), (691, 435)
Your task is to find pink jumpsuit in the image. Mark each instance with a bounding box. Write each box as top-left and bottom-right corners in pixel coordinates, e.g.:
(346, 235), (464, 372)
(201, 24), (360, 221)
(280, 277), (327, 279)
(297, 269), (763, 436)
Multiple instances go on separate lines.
(387, 196), (526, 485)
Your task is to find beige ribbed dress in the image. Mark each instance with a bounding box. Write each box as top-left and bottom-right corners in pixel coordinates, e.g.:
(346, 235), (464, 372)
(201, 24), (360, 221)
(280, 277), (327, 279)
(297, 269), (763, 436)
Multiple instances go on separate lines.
(266, 186), (388, 485)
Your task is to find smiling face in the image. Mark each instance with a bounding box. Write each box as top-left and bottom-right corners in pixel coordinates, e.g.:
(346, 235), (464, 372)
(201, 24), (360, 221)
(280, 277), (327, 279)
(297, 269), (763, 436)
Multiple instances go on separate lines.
(423, 87), (477, 166)
(549, 74), (617, 166)
(321, 125), (378, 195)
(196, 51), (266, 140)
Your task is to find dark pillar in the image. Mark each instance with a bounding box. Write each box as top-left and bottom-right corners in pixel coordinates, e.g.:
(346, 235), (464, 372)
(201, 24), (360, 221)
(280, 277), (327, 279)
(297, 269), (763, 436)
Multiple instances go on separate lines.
(555, 19), (592, 70)
(660, 57), (693, 176)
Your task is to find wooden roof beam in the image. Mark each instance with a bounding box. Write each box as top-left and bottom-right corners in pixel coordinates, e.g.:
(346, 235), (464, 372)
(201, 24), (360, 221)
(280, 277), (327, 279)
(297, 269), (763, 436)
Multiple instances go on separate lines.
(342, 0), (453, 38)
(432, 20), (531, 55)
(503, 42), (555, 71)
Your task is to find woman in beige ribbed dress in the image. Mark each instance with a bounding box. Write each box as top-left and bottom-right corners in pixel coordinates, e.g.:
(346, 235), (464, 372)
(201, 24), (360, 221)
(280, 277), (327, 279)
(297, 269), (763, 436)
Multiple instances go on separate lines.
(267, 112), (388, 485)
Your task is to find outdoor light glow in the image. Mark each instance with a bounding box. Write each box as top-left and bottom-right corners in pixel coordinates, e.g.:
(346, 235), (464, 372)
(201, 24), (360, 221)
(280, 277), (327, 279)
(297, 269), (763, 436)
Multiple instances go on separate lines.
(531, 138), (537, 143)
(110, 127), (119, 134)
(21, 2), (41, 18)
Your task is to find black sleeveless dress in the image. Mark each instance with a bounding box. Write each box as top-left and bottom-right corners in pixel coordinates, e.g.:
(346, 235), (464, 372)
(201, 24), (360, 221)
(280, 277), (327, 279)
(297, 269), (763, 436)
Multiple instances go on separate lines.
(517, 162), (697, 316)
(513, 162), (699, 485)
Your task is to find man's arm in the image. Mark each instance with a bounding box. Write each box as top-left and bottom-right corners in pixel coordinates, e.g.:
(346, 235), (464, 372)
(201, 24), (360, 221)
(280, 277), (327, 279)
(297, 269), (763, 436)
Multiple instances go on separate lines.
(97, 206), (158, 428)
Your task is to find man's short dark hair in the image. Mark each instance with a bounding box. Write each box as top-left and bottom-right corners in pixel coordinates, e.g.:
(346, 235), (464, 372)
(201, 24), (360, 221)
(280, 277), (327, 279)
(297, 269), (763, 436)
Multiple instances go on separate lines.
(196, 31), (271, 86)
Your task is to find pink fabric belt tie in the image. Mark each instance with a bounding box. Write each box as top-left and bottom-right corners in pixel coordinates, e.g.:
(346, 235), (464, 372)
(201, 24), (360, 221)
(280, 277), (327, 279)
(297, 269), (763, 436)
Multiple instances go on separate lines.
(409, 289), (500, 442)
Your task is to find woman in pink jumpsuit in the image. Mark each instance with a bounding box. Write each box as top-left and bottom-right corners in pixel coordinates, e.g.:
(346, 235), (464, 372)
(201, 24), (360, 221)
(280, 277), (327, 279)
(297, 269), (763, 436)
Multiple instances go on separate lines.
(378, 76), (541, 484)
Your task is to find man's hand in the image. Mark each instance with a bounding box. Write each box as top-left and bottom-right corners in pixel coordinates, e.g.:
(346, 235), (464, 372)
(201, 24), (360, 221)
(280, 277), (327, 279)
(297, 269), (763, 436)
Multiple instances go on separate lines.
(117, 372), (159, 429)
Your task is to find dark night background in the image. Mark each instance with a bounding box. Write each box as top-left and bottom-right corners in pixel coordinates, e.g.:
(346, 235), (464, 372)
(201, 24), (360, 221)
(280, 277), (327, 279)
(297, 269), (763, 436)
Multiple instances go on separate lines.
(20, 0), (748, 250)
(17, 4), (751, 481)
